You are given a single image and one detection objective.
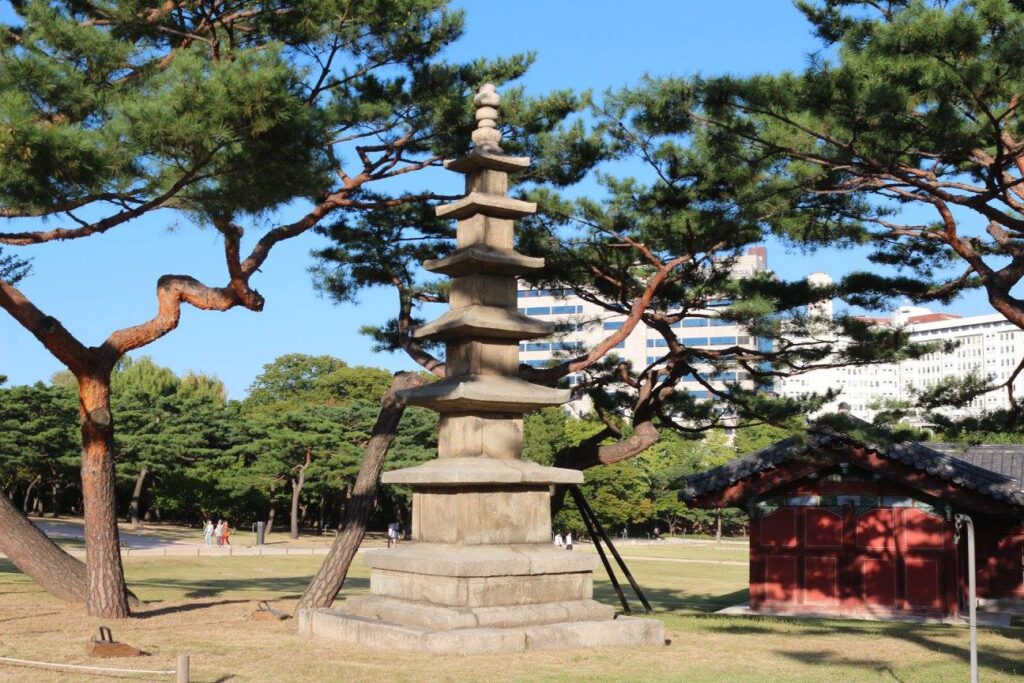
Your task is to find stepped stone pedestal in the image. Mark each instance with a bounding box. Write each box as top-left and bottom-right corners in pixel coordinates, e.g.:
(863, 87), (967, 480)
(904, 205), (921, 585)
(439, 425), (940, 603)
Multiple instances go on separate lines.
(298, 84), (664, 654)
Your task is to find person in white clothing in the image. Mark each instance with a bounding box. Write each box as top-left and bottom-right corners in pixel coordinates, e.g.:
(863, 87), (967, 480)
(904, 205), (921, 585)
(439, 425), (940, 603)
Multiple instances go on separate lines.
(203, 520), (214, 547)
(553, 532), (564, 548)
(565, 532), (573, 551)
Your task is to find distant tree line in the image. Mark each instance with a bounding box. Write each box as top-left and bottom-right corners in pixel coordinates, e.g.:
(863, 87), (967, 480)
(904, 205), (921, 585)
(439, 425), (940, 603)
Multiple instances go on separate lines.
(1, 353), (786, 539)
(0, 355), (435, 537)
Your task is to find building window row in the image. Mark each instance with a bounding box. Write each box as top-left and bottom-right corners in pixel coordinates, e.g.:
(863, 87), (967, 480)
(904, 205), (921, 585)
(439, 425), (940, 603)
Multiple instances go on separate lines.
(517, 288), (571, 298)
(519, 305), (584, 316)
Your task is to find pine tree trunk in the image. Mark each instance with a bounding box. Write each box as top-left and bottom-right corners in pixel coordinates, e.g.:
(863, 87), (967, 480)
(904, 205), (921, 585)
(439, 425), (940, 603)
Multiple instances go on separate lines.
(290, 448), (312, 540)
(715, 507), (722, 544)
(129, 468), (149, 530)
(78, 372), (130, 618)
(22, 474), (42, 514)
(266, 506), (276, 536)
(289, 478), (301, 540)
(296, 373), (420, 612)
(50, 481), (61, 517)
(0, 490), (89, 602)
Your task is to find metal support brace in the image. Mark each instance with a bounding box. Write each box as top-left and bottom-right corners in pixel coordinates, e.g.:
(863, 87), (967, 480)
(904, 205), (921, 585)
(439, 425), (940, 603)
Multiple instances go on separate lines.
(569, 484), (653, 614)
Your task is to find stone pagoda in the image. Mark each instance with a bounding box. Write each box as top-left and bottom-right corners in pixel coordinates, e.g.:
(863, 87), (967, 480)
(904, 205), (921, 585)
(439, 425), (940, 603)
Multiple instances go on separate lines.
(299, 84), (664, 654)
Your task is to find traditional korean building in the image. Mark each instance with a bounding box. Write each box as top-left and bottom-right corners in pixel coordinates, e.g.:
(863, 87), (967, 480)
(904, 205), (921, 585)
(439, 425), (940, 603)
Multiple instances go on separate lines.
(680, 418), (1024, 619)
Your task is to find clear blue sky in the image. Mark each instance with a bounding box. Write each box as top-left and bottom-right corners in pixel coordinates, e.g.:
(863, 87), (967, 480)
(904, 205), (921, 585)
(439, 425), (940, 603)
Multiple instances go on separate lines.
(0, 1), (991, 397)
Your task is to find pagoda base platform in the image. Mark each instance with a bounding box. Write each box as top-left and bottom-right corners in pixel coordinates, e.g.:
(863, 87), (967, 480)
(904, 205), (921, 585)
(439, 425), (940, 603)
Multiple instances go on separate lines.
(297, 543), (665, 653)
(298, 608), (665, 654)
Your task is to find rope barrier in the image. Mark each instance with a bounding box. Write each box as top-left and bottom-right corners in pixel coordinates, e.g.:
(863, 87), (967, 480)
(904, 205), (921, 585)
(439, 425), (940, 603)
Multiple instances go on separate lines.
(0, 653), (189, 680)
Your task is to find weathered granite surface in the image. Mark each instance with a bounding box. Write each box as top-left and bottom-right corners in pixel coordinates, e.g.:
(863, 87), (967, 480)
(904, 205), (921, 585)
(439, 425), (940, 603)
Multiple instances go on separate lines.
(299, 83), (663, 654)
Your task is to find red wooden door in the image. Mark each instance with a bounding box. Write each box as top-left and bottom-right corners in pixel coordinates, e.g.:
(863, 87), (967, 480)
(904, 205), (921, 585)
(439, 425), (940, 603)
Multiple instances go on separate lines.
(803, 508), (843, 606)
(856, 509), (897, 607)
(754, 504), (951, 614)
(900, 508), (947, 610)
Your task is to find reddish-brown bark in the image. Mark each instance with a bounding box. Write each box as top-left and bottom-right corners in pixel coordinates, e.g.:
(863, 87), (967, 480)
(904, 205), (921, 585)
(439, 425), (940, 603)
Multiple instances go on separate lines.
(78, 371), (131, 618)
(0, 490), (89, 603)
(296, 372), (424, 612)
(0, 490), (140, 608)
(289, 448), (312, 540)
(129, 467), (149, 530)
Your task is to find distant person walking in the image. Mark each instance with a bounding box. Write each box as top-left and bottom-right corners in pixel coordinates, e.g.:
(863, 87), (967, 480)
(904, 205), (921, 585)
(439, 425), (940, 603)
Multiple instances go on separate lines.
(387, 523), (398, 548)
(565, 532), (573, 551)
(215, 520), (225, 547)
(222, 521), (232, 546)
(203, 520), (214, 547)
(553, 532), (564, 549)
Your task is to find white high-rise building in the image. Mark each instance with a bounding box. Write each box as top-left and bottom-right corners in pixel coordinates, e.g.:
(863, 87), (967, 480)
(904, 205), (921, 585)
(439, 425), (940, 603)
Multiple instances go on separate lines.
(520, 252), (1024, 420)
(775, 302), (1024, 419)
(518, 247), (769, 400)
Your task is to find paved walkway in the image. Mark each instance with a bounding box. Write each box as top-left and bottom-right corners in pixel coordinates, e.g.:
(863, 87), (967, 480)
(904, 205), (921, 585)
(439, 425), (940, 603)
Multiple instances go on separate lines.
(5, 520), (750, 564)
(32, 519), (192, 550)
(0, 519), (371, 560)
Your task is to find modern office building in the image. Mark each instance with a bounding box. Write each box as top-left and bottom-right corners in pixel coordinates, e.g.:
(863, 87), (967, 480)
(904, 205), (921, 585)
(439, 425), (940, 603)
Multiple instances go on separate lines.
(521, 251), (1024, 419)
(775, 301), (1024, 420)
(517, 247), (769, 399)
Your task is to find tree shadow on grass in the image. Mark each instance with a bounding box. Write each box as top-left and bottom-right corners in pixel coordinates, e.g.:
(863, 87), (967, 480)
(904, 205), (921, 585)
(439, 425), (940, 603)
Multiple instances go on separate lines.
(134, 598), (259, 619)
(128, 576), (370, 600)
(698, 612), (1024, 678)
(0, 611), (61, 624)
(874, 622), (1024, 678)
(592, 582), (748, 614)
(775, 650), (906, 682)
(589, 571), (1024, 680)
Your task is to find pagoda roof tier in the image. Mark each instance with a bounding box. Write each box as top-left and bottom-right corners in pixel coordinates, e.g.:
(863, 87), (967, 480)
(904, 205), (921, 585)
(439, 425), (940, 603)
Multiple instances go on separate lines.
(435, 192), (536, 221)
(398, 375), (570, 413)
(424, 245), (544, 277)
(444, 149), (531, 174)
(381, 456), (583, 487)
(412, 305), (553, 341)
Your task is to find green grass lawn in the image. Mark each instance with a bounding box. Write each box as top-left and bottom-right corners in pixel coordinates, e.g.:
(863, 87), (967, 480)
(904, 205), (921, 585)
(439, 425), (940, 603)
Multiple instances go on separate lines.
(0, 542), (1021, 682)
(613, 543), (748, 564)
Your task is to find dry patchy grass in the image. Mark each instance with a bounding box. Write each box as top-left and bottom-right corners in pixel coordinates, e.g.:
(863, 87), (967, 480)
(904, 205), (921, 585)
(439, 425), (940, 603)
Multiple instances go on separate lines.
(0, 545), (1021, 682)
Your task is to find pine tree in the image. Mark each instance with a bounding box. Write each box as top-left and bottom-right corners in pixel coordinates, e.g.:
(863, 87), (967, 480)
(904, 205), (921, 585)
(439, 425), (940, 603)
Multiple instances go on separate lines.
(692, 0), (1024, 415)
(314, 78), (929, 514)
(0, 1), (556, 617)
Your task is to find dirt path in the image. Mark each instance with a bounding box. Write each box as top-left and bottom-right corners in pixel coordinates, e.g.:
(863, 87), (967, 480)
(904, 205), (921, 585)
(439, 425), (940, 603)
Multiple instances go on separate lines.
(30, 519), (195, 550)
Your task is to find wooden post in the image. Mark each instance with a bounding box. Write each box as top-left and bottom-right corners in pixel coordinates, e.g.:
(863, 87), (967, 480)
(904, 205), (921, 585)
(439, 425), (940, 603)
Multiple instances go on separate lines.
(175, 654), (189, 683)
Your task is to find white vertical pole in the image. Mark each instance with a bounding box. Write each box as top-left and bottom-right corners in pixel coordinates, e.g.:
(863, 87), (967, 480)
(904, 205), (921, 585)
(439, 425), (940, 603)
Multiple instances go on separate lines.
(955, 514), (978, 683)
(175, 653), (190, 683)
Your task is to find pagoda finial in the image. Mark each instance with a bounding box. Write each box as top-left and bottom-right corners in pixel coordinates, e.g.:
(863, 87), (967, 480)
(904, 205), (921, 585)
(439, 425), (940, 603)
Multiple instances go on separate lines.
(471, 83), (502, 151)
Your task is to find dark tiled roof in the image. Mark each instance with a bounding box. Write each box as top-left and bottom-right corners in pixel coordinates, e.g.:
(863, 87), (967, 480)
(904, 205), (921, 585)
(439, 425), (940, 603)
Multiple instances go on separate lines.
(680, 428), (1024, 508)
(926, 444), (1024, 492)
